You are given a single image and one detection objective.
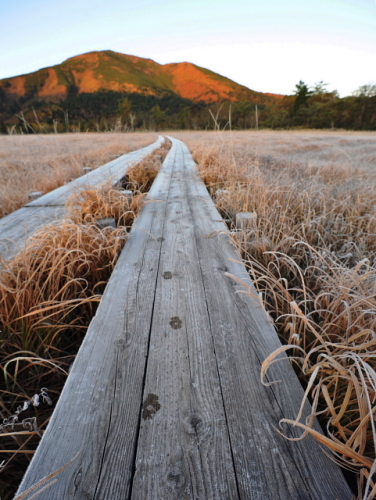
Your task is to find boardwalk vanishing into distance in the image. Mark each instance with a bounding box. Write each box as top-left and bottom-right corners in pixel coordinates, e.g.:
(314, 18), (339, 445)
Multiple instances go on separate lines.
(0, 136), (164, 260)
(15, 137), (352, 499)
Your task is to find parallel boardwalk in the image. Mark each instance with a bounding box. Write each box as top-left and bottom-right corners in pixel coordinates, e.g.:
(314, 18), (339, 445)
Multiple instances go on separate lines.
(0, 136), (164, 260)
(16, 138), (352, 499)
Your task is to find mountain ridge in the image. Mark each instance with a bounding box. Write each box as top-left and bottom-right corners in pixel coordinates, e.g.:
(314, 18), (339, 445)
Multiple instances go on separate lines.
(0, 50), (280, 105)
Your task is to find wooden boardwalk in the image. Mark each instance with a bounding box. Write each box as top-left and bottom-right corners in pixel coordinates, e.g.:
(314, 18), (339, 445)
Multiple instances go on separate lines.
(16, 137), (352, 499)
(0, 136), (164, 260)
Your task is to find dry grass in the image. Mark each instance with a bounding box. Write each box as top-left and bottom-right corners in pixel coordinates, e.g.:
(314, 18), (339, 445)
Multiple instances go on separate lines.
(174, 129), (376, 171)
(126, 144), (167, 192)
(0, 231), (123, 498)
(67, 184), (146, 227)
(0, 132), (158, 218)
(0, 222), (127, 498)
(176, 130), (376, 500)
(0, 142), (169, 499)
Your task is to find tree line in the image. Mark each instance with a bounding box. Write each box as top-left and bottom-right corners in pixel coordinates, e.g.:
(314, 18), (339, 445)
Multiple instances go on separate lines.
(262, 81), (376, 130)
(0, 81), (375, 133)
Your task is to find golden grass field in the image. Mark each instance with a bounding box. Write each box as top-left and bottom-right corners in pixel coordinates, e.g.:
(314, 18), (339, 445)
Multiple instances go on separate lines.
(1, 130), (376, 499)
(0, 132), (158, 218)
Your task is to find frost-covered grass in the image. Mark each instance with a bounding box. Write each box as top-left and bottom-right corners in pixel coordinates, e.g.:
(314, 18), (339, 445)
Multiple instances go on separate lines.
(176, 129), (376, 500)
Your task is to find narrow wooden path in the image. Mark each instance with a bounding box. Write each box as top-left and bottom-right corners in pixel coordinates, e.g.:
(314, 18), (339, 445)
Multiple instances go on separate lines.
(0, 136), (164, 260)
(16, 137), (352, 499)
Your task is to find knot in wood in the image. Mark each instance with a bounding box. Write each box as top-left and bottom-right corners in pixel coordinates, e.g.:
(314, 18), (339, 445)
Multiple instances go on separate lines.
(142, 393), (161, 420)
(169, 317), (182, 330)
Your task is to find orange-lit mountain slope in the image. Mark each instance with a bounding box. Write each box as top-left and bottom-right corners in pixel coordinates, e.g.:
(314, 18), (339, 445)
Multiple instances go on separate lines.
(0, 50), (279, 105)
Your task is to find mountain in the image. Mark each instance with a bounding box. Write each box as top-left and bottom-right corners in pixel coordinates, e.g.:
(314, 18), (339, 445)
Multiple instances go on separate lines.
(0, 50), (277, 106)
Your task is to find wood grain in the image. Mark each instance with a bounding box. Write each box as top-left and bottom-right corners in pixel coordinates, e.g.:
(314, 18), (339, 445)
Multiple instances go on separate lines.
(130, 141), (239, 499)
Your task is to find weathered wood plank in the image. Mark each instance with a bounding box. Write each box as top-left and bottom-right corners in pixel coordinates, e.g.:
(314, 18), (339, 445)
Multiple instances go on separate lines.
(130, 143), (239, 499)
(16, 138), (172, 499)
(178, 138), (352, 499)
(0, 206), (67, 260)
(0, 136), (164, 260)
(26, 136), (164, 207)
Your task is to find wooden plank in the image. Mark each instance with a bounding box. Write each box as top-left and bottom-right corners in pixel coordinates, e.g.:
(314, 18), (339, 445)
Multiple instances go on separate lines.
(0, 206), (67, 260)
(0, 136), (164, 260)
(177, 137), (352, 499)
(130, 142), (239, 499)
(131, 139), (315, 500)
(16, 138), (173, 499)
(15, 137), (352, 500)
(26, 136), (164, 207)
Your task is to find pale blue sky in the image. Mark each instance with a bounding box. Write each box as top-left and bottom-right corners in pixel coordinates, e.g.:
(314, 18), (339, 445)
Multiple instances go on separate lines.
(1, 0), (375, 96)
